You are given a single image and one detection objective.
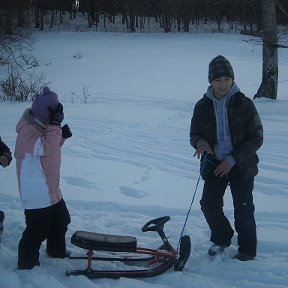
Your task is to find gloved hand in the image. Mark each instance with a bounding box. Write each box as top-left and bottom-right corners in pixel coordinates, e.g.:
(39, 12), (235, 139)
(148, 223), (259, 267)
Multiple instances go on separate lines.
(0, 155), (10, 167)
(61, 124), (72, 139)
(48, 103), (64, 125)
(0, 141), (12, 167)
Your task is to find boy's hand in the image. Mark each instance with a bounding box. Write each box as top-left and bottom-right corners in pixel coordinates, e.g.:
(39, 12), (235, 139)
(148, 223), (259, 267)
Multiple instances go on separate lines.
(194, 143), (214, 159)
(214, 160), (232, 177)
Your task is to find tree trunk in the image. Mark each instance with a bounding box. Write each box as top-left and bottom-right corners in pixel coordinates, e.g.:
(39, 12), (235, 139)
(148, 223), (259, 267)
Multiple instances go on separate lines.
(129, 0), (136, 32)
(254, 0), (278, 100)
(5, 8), (13, 35)
(87, 0), (92, 28)
(35, 2), (40, 28)
(17, 8), (25, 27)
(40, 9), (44, 31)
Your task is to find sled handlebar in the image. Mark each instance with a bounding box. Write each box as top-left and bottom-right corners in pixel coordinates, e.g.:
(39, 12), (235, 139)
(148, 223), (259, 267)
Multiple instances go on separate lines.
(141, 216), (170, 233)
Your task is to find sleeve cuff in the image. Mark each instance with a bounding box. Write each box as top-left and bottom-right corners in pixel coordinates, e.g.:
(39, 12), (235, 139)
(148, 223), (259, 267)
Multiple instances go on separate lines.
(196, 139), (208, 149)
(225, 155), (236, 167)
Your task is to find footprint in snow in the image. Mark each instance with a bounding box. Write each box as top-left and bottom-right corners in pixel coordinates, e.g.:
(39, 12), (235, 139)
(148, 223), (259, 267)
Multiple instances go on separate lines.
(119, 186), (149, 199)
(62, 176), (99, 190)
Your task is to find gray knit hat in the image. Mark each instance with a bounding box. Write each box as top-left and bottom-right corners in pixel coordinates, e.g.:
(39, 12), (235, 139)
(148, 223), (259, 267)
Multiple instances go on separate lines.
(208, 55), (234, 83)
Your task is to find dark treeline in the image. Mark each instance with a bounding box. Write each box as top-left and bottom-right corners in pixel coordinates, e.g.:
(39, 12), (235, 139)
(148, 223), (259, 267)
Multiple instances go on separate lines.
(0, 0), (288, 34)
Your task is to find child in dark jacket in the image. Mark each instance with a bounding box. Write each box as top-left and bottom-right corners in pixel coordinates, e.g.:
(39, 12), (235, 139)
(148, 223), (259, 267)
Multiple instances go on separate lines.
(15, 86), (72, 269)
(0, 136), (13, 236)
(190, 55), (263, 261)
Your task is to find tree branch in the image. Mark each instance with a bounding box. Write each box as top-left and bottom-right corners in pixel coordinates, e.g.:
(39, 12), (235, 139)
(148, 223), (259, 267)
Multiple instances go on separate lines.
(276, 0), (288, 17)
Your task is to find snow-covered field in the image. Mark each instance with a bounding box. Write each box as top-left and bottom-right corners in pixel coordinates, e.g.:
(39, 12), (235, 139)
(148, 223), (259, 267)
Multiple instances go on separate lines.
(0, 31), (287, 288)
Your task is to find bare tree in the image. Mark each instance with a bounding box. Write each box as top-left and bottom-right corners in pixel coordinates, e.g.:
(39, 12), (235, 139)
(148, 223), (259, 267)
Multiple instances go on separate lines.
(0, 31), (33, 66)
(276, 0), (288, 18)
(254, 0), (278, 100)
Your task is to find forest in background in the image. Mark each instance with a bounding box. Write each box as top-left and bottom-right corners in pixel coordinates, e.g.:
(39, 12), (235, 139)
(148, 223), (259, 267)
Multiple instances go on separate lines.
(1, 0), (288, 34)
(0, 0), (287, 101)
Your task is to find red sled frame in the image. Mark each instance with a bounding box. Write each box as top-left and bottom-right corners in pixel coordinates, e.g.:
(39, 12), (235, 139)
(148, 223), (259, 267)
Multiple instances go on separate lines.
(66, 216), (191, 278)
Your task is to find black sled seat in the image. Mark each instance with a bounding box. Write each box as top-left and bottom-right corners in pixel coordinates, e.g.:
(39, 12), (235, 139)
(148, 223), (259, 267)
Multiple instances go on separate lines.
(66, 216), (191, 278)
(71, 231), (137, 252)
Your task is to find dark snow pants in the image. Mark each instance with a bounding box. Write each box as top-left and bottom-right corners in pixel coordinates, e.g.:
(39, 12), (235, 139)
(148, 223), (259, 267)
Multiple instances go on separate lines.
(200, 166), (257, 257)
(18, 199), (71, 269)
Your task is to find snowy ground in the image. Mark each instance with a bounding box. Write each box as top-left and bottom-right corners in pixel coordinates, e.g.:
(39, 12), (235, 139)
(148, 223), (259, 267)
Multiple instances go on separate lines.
(0, 32), (287, 288)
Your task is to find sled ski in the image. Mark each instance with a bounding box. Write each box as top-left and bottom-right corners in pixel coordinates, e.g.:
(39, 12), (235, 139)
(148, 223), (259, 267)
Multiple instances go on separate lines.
(0, 224), (4, 243)
(66, 216), (191, 279)
(0, 211), (4, 243)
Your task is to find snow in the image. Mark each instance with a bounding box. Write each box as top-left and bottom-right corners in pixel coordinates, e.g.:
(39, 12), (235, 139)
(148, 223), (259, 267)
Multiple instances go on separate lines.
(0, 31), (288, 288)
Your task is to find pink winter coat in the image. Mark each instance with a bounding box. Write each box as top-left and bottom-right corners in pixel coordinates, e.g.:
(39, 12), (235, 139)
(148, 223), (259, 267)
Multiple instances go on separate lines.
(14, 109), (65, 209)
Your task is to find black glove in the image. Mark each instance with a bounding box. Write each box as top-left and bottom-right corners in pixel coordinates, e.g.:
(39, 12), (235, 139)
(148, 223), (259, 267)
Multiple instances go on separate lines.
(0, 154), (11, 167)
(61, 124), (72, 139)
(48, 103), (64, 125)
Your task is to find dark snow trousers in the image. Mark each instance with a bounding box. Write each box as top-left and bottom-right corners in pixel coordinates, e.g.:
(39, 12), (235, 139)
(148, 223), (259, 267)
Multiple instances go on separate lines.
(200, 166), (257, 257)
(18, 199), (71, 269)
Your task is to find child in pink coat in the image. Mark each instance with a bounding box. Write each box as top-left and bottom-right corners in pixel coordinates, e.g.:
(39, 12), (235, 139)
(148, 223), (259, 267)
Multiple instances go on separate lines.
(15, 86), (72, 269)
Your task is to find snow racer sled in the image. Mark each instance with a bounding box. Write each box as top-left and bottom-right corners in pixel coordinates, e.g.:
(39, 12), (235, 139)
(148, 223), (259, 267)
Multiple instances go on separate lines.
(66, 216), (191, 279)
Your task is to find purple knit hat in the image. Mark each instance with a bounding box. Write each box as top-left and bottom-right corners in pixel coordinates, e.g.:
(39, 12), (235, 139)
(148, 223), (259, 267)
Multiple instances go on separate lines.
(31, 86), (59, 123)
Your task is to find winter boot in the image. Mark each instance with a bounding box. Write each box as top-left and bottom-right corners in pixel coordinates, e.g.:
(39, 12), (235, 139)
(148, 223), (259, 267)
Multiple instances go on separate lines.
(208, 242), (230, 256)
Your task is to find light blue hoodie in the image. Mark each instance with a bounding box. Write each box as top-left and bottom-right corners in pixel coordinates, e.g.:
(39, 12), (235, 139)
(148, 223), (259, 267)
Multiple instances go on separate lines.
(205, 82), (240, 167)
